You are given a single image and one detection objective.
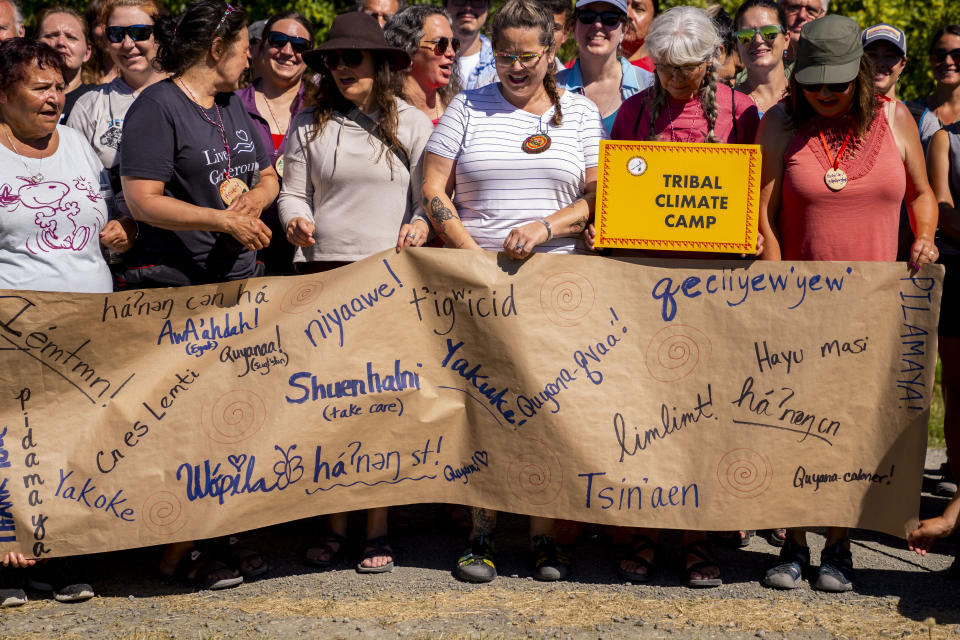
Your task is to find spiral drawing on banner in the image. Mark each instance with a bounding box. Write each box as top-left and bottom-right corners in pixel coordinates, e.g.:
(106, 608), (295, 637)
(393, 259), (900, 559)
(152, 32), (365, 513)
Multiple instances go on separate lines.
(508, 439), (563, 505)
(202, 390), (266, 444)
(280, 280), (324, 314)
(716, 449), (773, 499)
(142, 491), (187, 536)
(539, 272), (596, 327)
(644, 325), (711, 382)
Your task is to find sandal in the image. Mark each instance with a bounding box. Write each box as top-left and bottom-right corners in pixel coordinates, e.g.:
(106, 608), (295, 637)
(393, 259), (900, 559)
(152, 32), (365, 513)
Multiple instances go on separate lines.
(763, 538), (810, 590)
(761, 528), (787, 548)
(455, 534), (497, 583)
(683, 540), (722, 587)
(715, 530), (754, 548)
(618, 533), (656, 582)
(305, 530), (347, 568)
(357, 535), (395, 574)
(815, 539), (854, 592)
(174, 548), (242, 590)
(530, 535), (570, 582)
(220, 536), (269, 580)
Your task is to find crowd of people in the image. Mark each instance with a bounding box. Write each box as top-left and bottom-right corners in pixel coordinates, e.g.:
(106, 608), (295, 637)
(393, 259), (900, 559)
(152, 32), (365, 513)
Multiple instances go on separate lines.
(0, 0), (958, 606)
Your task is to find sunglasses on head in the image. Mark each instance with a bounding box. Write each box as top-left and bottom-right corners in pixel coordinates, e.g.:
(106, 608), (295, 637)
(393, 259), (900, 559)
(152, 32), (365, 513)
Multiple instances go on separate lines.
(734, 24), (782, 45)
(105, 24), (153, 43)
(420, 36), (460, 55)
(933, 48), (960, 63)
(799, 80), (852, 93)
(320, 49), (365, 69)
(577, 10), (623, 27)
(267, 31), (310, 54)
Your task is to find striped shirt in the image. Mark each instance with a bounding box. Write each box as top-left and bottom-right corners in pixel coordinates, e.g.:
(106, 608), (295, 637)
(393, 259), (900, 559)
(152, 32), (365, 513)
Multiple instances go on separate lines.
(425, 83), (605, 253)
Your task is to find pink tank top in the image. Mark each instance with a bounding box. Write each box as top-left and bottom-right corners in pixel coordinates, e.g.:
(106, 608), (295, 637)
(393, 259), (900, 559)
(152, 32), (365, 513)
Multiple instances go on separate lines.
(779, 109), (905, 261)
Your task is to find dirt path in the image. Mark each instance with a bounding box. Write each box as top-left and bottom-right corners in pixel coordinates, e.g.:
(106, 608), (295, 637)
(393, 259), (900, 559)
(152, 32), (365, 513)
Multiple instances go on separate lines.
(1, 451), (956, 640)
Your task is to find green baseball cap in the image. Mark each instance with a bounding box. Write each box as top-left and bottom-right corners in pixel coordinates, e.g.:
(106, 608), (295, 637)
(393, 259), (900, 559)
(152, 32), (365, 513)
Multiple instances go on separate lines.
(794, 15), (863, 85)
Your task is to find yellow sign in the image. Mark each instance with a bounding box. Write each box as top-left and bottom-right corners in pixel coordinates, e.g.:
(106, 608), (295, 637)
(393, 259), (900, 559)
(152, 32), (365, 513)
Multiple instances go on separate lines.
(596, 141), (761, 253)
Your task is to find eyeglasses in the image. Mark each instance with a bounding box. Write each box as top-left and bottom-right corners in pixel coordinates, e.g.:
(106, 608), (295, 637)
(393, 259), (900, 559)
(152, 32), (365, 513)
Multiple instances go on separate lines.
(320, 49), (365, 69)
(799, 80), (852, 93)
(494, 49), (545, 68)
(734, 24), (783, 45)
(105, 24), (153, 43)
(419, 36), (460, 56)
(577, 10), (623, 27)
(781, 2), (822, 18)
(656, 61), (706, 77)
(933, 48), (960, 63)
(267, 31), (310, 54)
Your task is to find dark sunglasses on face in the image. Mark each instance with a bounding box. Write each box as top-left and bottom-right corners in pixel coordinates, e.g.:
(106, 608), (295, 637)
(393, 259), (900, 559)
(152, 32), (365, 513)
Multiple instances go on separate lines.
(933, 48), (960, 63)
(577, 10), (623, 27)
(734, 24), (783, 45)
(799, 80), (852, 93)
(321, 49), (365, 69)
(105, 24), (153, 43)
(267, 31), (310, 54)
(420, 36), (460, 55)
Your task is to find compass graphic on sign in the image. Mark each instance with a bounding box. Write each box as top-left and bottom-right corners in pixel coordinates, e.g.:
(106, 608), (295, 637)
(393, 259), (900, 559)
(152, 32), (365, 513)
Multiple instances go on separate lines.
(627, 156), (647, 176)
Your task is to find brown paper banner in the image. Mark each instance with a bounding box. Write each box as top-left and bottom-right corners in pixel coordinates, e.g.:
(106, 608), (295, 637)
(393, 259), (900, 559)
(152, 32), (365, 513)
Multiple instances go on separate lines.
(0, 250), (942, 558)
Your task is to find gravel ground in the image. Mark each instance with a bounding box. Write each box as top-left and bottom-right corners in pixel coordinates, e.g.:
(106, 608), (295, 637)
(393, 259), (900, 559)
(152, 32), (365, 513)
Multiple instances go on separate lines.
(1, 450), (957, 640)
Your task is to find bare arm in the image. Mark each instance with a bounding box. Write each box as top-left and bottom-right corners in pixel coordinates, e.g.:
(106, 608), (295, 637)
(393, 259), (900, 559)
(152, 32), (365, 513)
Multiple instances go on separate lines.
(503, 167), (597, 258)
(892, 102), (939, 267)
(755, 105), (792, 261)
(420, 151), (482, 250)
(927, 129), (959, 242)
(121, 176), (271, 251)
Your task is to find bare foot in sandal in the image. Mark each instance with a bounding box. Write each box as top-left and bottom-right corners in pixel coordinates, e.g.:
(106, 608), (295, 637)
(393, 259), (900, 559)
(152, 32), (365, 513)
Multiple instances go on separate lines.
(305, 532), (346, 568)
(357, 536), (394, 573)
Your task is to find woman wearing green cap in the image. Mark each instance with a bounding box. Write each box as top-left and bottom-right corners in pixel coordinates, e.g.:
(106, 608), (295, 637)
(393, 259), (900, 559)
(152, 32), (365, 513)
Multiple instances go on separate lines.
(757, 15), (938, 592)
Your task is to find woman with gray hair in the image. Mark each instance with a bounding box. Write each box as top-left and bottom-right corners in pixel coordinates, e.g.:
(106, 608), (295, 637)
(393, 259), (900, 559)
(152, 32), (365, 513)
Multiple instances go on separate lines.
(604, 6), (761, 587)
(385, 4), (460, 125)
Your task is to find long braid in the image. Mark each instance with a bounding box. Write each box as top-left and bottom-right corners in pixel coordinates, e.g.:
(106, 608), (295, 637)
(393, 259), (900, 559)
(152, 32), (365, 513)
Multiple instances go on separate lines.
(543, 71), (563, 127)
(700, 62), (720, 143)
(646, 75), (667, 141)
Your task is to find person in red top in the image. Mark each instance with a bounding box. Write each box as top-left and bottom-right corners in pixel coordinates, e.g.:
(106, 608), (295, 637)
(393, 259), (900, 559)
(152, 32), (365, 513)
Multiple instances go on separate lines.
(757, 15), (937, 591)
(621, 0), (655, 71)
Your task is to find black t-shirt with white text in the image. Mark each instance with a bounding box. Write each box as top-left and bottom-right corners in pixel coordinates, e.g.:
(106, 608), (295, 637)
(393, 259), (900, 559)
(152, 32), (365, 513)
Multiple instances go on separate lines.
(120, 79), (270, 282)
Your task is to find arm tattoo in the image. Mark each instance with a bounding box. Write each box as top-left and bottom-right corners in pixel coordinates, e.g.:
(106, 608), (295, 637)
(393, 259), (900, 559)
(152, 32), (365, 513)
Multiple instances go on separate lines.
(429, 196), (456, 229)
(569, 216), (588, 234)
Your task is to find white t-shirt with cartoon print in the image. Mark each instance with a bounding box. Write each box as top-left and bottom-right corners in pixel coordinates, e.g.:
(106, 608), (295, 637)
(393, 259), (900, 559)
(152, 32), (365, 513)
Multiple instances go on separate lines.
(0, 125), (113, 293)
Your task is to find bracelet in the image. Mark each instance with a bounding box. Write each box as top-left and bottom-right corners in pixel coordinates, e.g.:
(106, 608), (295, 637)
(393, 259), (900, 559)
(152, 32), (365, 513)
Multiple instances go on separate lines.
(537, 218), (553, 242)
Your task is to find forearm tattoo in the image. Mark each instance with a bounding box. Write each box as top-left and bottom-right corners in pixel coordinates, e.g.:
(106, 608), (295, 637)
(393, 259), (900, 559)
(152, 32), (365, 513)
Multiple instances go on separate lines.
(429, 196), (456, 229)
(569, 215), (588, 234)
(471, 507), (497, 537)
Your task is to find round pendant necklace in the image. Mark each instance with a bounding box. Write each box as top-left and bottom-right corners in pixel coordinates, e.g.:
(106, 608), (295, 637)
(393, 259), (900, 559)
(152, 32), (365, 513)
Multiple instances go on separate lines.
(261, 91), (290, 178)
(3, 124), (45, 182)
(521, 112), (551, 154)
(176, 78), (248, 206)
(818, 126), (852, 192)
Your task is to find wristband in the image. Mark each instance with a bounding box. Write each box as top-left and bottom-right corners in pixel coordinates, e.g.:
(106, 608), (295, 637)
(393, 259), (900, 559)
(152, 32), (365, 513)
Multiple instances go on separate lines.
(538, 218), (553, 242)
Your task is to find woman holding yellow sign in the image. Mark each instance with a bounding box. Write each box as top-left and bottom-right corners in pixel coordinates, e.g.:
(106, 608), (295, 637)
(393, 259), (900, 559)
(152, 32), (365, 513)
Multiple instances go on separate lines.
(757, 16), (937, 592)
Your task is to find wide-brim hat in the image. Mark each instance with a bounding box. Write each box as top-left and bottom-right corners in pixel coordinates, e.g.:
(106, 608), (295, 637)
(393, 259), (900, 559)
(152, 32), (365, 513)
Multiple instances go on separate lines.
(794, 15), (863, 85)
(302, 11), (410, 72)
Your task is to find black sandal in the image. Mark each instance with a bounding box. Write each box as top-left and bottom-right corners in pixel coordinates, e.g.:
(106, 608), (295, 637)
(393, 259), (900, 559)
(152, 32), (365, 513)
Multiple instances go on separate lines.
(357, 535), (395, 574)
(175, 548), (242, 590)
(683, 540), (722, 587)
(219, 536), (269, 579)
(618, 533), (656, 582)
(305, 531), (347, 568)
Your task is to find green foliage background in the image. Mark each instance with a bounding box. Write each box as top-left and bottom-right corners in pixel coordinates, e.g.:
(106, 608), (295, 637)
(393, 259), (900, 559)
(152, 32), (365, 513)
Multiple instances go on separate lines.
(16, 0), (960, 100)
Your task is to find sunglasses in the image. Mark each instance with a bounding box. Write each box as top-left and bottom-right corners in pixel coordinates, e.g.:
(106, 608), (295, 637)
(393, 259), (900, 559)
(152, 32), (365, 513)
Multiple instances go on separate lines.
(933, 48), (960, 63)
(420, 36), (460, 56)
(577, 10), (623, 27)
(320, 49), (365, 69)
(105, 24), (153, 43)
(494, 49), (545, 68)
(799, 80), (852, 93)
(735, 24), (782, 45)
(267, 31), (310, 54)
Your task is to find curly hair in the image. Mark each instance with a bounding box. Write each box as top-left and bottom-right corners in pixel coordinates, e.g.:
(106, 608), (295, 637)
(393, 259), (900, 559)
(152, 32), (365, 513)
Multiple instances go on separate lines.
(307, 51), (407, 170)
(384, 4), (461, 108)
(642, 6), (721, 142)
(0, 38), (67, 96)
(153, 0), (247, 76)
(491, 0), (562, 126)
